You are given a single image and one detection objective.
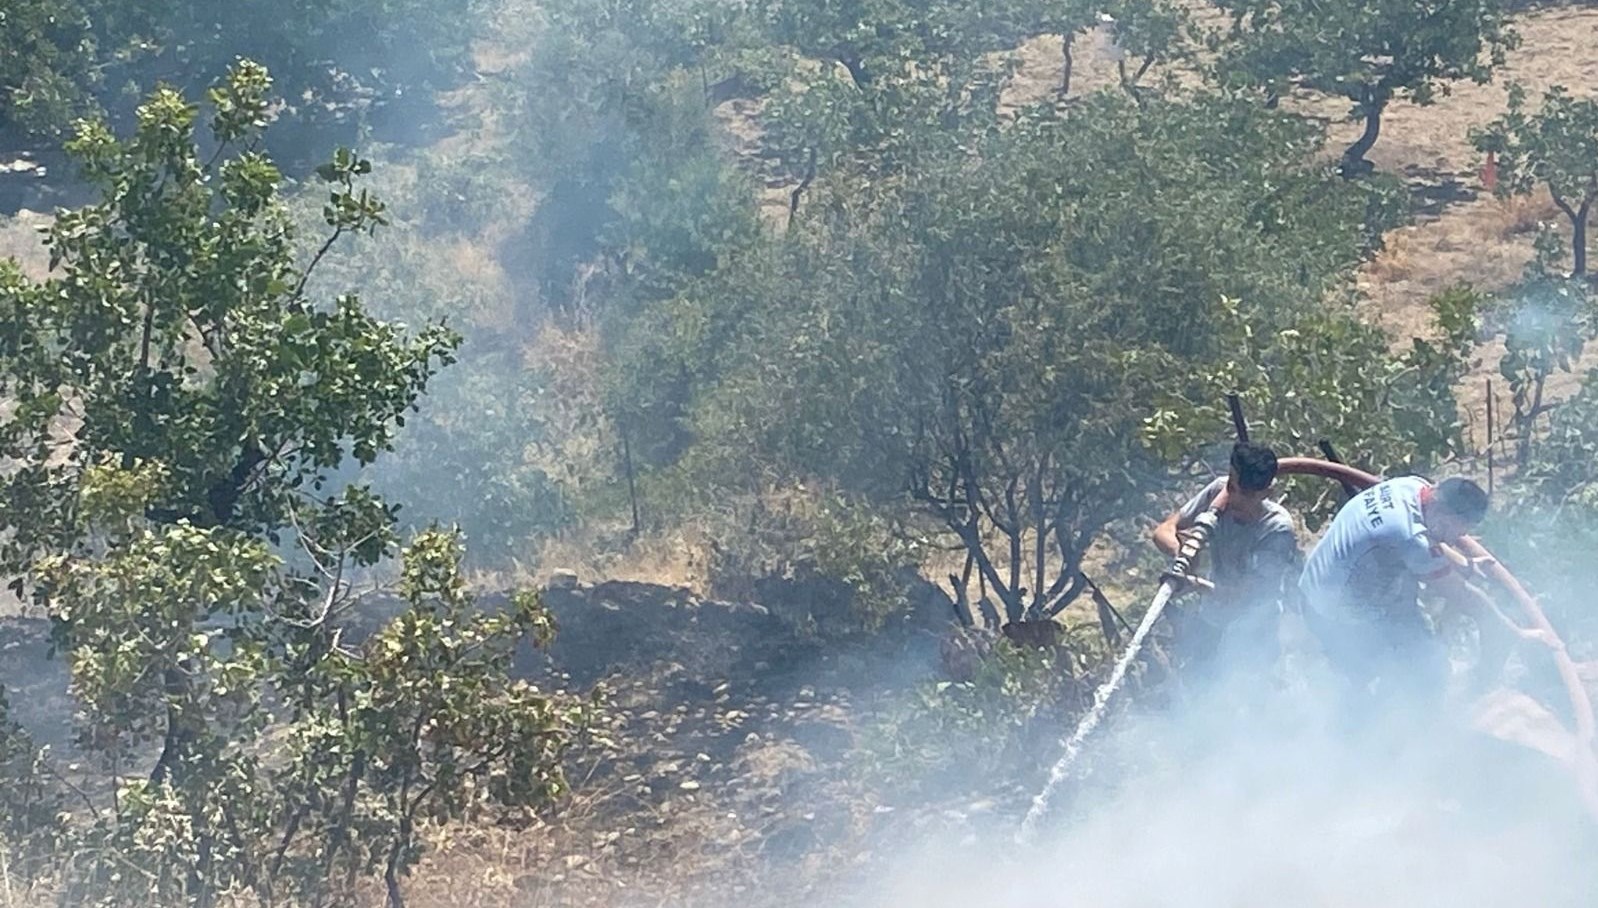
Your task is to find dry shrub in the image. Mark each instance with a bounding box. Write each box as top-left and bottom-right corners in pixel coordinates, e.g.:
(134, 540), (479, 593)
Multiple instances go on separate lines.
(1364, 238), (1417, 286)
(520, 322), (614, 498)
(1484, 190), (1562, 240)
(527, 522), (713, 593)
(697, 482), (928, 637)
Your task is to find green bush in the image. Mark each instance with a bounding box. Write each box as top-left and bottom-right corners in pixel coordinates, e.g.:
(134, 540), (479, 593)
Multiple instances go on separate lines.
(0, 66), (585, 907)
(859, 637), (1081, 800)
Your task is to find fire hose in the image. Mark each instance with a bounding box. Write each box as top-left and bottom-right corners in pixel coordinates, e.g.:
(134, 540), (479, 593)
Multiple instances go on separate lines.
(1276, 457), (1598, 821)
(1020, 458), (1598, 841)
(1018, 489), (1229, 840)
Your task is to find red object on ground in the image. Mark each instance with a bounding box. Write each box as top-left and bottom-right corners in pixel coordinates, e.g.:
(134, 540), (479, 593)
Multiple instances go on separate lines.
(1481, 150), (1499, 193)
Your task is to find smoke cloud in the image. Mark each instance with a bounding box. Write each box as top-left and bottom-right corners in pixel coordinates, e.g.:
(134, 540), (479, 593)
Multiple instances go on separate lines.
(856, 630), (1598, 908)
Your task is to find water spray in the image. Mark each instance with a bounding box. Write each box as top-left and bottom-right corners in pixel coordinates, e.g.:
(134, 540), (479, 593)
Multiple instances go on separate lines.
(1018, 455), (1598, 844)
(1017, 492), (1226, 842)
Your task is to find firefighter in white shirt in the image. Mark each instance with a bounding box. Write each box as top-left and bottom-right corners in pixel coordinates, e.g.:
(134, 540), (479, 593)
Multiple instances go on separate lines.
(1299, 475), (1553, 706)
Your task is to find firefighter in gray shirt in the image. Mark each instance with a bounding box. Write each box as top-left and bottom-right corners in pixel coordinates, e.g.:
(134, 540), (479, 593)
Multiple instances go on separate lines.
(1152, 442), (1301, 681)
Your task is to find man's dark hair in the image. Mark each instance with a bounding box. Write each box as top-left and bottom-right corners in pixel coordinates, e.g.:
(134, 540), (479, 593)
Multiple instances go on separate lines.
(1434, 476), (1489, 525)
(1230, 442), (1278, 492)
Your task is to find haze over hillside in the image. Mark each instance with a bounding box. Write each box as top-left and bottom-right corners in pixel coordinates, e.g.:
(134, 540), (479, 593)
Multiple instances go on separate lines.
(3, 0), (1598, 905)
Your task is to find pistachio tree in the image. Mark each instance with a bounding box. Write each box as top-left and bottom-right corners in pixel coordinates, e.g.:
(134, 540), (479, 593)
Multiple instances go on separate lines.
(1473, 85), (1598, 277)
(615, 92), (1446, 626)
(0, 64), (582, 906)
(1213, 0), (1515, 174)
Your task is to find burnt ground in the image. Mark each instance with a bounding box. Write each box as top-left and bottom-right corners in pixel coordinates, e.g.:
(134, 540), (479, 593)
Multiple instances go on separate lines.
(5, 571), (1594, 908)
(406, 579), (1051, 908)
(0, 577), (1064, 907)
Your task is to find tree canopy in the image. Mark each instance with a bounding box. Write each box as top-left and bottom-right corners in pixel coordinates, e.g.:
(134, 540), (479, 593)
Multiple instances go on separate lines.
(1473, 84), (1598, 276)
(0, 0), (480, 152)
(1214, 0), (1517, 173)
(0, 64), (580, 906)
(611, 91), (1456, 623)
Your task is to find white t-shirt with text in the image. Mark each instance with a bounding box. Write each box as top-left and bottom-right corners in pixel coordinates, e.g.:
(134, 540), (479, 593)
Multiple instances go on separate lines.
(1297, 476), (1451, 624)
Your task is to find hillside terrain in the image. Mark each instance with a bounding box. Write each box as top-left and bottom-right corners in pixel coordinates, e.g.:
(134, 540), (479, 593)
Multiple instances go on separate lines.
(3, 2), (1598, 906)
(390, 10), (1598, 901)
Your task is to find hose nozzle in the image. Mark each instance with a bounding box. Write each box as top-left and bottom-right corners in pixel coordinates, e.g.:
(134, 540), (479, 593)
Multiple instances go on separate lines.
(1161, 509), (1219, 586)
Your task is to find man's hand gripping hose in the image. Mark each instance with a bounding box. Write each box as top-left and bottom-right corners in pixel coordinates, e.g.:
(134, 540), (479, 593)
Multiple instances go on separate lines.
(1160, 508), (1219, 593)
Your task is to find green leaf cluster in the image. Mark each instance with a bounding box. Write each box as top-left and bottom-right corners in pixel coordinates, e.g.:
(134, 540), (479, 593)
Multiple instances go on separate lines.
(0, 66), (582, 907)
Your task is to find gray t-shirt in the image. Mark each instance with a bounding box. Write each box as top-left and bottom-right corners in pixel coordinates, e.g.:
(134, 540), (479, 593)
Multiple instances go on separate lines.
(1177, 477), (1300, 618)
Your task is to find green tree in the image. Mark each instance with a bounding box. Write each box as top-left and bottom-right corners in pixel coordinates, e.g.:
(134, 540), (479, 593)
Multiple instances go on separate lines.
(506, 0), (763, 318)
(0, 64), (581, 906)
(0, 0), (480, 150)
(1148, 287), (1474, 523)
(617, 92), (1443, 626)
(755, 0), (1040, 88)
(1213, 0), (1516, 175)
(1492, 269), (1592, 467)
(1488, 364), (1598, 644)
(0, 688), (63, 881)
(0, 0), (113, 137)
(755, 0), (1191, 207)
(1473, 85), (1598, 277)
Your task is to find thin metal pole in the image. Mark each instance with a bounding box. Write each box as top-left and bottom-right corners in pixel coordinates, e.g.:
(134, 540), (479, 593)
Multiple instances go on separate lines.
(1486, 378), (1496, 498)
(1227, 393), (1250, 443)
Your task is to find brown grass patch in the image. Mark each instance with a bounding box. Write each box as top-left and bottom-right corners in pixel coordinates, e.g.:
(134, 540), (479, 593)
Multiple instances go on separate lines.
(1486, 190), (1563, 239)
(0, 212), (50, 280)
(526, 524), (713, 595)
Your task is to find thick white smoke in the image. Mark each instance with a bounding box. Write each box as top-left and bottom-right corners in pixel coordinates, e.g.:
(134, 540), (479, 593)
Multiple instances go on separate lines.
(860, 631), (1598, 908)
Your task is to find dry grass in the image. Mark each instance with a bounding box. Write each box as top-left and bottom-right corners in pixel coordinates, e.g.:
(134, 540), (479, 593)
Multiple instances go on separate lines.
(0, 211), (49, 280)
(525, 524), (714, 594)
(518, 323), (622, 499)
(1355, 192), (1559, 340)
(399, 650), (880, 908)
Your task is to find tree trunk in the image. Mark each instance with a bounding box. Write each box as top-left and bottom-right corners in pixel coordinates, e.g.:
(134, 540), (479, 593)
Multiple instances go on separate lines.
(1575, 199), (1590, 277)
(788, 146), (817, 226)
(150, 665), (194, 786)
(620, 421), (641, 536)
(949, 551), (976, 627)
(1118, 53), (1155, 93)
(1059, 37), (1074, 97)
(1518, 372), (1548, 469)
(385, 838), (407, 908)
(977, 597), (1001, 628)
(1340, 90), (1387, 177)
(1551, 193), (1591, 278)
(838, 55), (869, 89)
